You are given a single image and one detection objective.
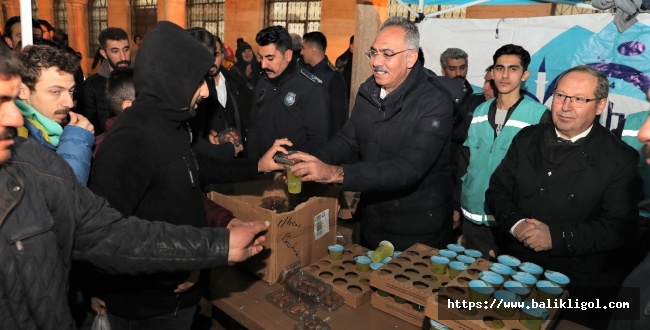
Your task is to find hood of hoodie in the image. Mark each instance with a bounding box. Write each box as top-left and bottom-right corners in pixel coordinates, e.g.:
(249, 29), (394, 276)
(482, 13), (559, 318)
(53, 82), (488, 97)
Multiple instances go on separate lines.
(132, 21), (214, 121)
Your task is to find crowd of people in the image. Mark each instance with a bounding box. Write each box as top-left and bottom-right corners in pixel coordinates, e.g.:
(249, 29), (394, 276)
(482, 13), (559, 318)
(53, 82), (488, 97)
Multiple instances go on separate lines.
(0, 14), (649, 330)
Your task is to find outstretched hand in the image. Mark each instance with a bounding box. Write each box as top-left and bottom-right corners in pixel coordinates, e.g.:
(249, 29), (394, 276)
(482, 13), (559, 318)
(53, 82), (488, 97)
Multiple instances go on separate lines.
(258, 138), (292, 172)
(228, 220), (270, 262)
(288, 152), (344, 184)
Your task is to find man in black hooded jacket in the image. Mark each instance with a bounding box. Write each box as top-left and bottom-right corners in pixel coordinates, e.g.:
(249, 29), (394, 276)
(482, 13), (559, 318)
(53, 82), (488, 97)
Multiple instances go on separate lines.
(89, 21), (287, 329)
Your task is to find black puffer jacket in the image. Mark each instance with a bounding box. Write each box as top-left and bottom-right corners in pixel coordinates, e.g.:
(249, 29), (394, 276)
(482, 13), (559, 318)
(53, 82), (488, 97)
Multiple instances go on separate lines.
(0, 139), (230, 330)
(315, 62), (461, 251)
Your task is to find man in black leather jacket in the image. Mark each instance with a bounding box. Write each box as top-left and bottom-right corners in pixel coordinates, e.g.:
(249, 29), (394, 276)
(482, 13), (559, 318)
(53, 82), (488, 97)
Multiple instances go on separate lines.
(0, 43), (270, 330)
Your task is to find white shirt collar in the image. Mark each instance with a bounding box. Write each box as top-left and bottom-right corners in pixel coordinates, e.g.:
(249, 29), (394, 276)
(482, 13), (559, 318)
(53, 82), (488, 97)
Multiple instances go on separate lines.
(215, 72), (227, 108)
(556, 124), (592, 142)
(380, 87), (387, 99)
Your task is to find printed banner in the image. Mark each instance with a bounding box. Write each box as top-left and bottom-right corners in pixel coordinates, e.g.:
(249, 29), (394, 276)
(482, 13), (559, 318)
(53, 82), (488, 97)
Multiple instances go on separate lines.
(419, 13), (650, 129)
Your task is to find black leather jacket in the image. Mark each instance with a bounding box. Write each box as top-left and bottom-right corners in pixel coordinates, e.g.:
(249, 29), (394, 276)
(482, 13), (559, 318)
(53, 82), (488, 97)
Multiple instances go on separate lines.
(0, 139), (230, 330)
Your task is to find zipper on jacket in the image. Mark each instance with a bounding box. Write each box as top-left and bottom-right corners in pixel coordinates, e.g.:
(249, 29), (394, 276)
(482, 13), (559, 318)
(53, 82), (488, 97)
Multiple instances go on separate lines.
(10, 227), (52, 251)
(173, 294), (182, 316)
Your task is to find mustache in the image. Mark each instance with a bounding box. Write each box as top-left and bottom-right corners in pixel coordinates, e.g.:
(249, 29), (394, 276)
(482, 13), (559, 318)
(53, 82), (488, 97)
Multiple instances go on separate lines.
(373, 66), (390, 74)
(117, 60), (131, 66)
(54, 108), (70, 116)
(263, 68), (275, 74)
(0, 127), (17, 140)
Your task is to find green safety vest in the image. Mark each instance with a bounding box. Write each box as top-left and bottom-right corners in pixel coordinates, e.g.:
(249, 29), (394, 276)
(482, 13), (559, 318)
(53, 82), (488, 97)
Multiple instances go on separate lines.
(621, 111), (650, 217)
(461, 98), (548, 225)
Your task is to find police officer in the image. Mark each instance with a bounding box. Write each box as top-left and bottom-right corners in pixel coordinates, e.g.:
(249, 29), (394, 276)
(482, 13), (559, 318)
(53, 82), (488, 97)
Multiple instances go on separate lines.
(247, 25), (330, 158)
(301, 31), (349, 137)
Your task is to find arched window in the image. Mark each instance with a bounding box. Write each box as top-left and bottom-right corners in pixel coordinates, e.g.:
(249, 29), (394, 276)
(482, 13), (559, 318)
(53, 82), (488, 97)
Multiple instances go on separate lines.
(264, 0), (321, 36)
(187, 0), (225, 40)
(131, 0), (157, 40)
(387, 0), (465, 19)
(32, 0), (38, 18)
(88, 0), (108, 57)
(53, 0), (68, 33)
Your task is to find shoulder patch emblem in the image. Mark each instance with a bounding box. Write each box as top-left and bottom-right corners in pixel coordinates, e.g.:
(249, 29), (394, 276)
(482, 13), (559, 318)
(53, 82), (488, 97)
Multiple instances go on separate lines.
(284, 92), (296, 106)
(300, 69), (323, 84)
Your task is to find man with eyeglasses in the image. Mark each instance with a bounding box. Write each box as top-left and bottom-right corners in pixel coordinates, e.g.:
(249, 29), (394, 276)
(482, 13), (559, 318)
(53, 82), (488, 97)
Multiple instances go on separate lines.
(486, 65), (642, 326)
(247, 25), (330, 158)
(287, 17), (463, 251)
(456, 44), (549, 260)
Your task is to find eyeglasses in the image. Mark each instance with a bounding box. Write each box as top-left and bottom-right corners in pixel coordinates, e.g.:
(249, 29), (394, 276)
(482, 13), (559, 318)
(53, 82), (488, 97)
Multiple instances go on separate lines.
(553, 92), (602, 105)
(365, 49), (413, 61)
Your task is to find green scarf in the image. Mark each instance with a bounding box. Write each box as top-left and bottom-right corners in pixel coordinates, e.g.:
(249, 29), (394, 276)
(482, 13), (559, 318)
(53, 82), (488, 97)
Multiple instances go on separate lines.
(15, 99), (63, 146)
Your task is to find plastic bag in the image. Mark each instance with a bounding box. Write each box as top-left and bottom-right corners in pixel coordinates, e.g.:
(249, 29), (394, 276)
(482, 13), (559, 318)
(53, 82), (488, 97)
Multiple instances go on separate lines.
(91, 311), (111, 330)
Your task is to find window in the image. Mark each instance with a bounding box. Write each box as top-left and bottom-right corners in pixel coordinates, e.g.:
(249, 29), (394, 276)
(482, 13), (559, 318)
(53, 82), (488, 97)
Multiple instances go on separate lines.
(53, 0), (68, 33)
(187, 0), (225, 40)
(88, 0), (108, 57)
(264, 0), (321, 36)
(131, 0), (157, 40)
(388, 0), (465, 19)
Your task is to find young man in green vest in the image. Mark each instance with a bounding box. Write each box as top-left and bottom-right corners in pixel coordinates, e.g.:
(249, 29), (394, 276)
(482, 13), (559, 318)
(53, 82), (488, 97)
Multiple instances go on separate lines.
(456, 44), (549, 259)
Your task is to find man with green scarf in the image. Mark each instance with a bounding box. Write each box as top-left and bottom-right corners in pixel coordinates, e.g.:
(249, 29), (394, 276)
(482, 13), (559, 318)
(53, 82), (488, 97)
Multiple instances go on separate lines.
(16, 44), (95, 184)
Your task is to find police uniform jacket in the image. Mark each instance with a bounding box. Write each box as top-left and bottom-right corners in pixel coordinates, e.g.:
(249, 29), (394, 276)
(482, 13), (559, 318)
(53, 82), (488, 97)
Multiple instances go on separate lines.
(247, 60), (330, 157)
(310, 56), (349, 137)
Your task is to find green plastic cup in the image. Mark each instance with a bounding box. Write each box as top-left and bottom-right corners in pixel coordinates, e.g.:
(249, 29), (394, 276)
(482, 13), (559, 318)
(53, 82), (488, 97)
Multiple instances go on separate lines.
(285, 165), (302, 194)
(371, 241), (395, 263)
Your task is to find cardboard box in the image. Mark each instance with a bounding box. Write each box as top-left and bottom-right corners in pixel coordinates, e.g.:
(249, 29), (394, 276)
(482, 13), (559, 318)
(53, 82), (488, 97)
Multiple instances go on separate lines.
(302, 244), (374, 308)
(424, 256), (566, 330)
(208, 175), (339, 284)
(370, 291), (428, 328)
(370, 243), (491, 307)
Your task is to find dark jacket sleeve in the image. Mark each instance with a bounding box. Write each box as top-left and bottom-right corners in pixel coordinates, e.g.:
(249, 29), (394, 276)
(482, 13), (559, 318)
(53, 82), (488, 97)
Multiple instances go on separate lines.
(300, 84), (330, 154)
(315, 110), (359, 166)
(72, 200), (231, 275)
(246, 103), (262, 158)
(204, 196), (234, 228)
(42, 149), (231, 274)
(340, 88), (453, 192)
(193, 138), (236, 160)
(77, 78), (101, 134)
(329, 71), (349, 137)
(195, 150), (259, 185)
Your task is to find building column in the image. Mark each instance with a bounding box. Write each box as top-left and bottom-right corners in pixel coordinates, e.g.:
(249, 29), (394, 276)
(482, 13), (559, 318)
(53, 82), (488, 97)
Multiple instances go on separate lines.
(224, 0), (264, 56)
(65, 0), (89, 73)
(160, 0), (187, 28)
(350, 0), (388, 110)
(107, 0), (129, 36)
(36, 0), (53, 25)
